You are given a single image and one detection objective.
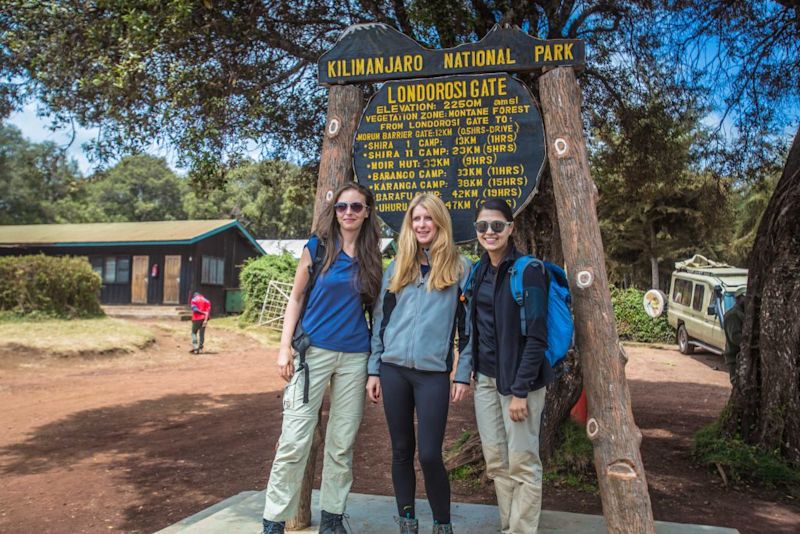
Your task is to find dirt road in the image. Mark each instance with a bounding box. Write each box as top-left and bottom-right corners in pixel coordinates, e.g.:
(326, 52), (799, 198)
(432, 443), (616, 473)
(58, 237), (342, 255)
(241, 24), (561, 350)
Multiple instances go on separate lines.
(0, 320), (797, 533)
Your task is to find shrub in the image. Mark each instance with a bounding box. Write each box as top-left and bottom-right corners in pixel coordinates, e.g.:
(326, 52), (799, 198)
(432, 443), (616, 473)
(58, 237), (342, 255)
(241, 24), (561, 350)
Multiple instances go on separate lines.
(545, 419), (597, 493)
(610, 286), (674, 343)
(694, 418), (800, 489)
(239, 252), (298, 323)
(0, 255), (103, 318)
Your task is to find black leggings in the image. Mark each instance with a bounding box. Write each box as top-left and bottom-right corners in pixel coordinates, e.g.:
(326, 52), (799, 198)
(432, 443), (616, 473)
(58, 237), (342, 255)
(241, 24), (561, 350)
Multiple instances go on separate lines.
(380, 363), (451, 524)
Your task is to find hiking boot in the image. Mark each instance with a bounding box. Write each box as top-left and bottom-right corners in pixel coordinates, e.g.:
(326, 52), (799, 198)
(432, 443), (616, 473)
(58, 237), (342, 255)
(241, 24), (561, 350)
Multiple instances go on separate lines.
(395, 516), (419, 533)
(432, 522), (453, 534)
(262, 518), (285, 534)
(319, 510), (349, 534)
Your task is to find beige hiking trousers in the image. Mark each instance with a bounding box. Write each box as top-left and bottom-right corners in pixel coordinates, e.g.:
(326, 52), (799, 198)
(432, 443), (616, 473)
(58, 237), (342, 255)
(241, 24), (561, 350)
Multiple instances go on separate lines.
(474, 373), (547, 534)
(263, 346), (368, 521)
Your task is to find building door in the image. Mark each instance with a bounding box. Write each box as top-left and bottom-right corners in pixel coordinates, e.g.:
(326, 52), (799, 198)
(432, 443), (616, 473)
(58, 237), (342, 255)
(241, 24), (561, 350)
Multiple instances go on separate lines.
(163, 255), (182, 304)
(131, 256), (149, 304)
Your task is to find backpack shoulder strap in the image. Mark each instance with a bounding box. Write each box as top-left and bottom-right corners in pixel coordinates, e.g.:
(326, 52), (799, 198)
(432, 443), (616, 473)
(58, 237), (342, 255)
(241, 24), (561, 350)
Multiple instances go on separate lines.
(461, 258), (481, 304)
(510, 255), (547, 332)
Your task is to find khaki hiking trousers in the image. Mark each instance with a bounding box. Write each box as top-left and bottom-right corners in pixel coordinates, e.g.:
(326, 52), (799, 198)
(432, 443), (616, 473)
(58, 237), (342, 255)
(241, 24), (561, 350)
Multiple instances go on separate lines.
(263, 346), (368, 522)
(474, 372), (547, 534)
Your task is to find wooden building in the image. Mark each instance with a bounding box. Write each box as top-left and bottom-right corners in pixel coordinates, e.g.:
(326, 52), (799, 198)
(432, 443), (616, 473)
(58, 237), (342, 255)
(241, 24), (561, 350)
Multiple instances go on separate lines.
(0, 220), (264, 315)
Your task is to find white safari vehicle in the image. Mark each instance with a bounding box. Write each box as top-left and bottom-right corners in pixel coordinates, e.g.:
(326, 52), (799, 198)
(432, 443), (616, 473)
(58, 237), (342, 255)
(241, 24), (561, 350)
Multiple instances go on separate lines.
(666, 255), (748, 355)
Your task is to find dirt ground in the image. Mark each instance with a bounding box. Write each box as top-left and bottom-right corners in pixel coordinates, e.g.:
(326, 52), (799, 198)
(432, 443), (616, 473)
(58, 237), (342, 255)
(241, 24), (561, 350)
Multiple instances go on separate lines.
(0, 320), (797, 533)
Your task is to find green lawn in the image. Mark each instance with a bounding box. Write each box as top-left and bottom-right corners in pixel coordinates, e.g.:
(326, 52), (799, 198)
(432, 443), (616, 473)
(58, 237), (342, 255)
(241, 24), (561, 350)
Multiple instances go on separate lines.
(212, 316), (281, 348)
(0, 317), (155, 355)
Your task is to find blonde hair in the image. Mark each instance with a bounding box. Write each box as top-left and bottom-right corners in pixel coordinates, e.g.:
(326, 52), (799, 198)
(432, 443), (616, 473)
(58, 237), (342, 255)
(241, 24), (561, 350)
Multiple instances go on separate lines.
(389, 194), (463, 293)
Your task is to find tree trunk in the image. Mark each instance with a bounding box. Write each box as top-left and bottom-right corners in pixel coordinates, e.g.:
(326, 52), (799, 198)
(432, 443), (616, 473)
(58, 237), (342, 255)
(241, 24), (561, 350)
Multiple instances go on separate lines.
(539, 67), (655, 533)
(649, 221), (659, 290)
(287, 84), (363, 530)
(513, 156), (583, 461)
(311, 85), (364, 232)
(724, 126), (800, 464)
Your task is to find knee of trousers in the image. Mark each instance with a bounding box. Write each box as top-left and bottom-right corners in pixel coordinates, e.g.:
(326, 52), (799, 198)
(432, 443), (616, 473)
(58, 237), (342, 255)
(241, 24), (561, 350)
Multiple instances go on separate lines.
(391, 445), (416, 464)
(418, 447), (445, 471)
(482, 443), (509, 479)
(508, 450), (542, 484)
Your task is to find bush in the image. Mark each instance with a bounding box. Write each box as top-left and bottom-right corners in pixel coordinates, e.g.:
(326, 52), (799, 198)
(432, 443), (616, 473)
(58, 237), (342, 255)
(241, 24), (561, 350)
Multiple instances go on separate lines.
(545, 419), (597, 493)
(694, 418), (800, 489)
(610, 286), (674, 343)
(0, 255), (103, 318)
(239, 252), (299, 323)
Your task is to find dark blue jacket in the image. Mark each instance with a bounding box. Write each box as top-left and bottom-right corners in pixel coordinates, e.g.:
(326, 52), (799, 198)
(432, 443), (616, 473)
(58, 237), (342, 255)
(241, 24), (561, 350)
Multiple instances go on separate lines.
(470, 247), (555, 397)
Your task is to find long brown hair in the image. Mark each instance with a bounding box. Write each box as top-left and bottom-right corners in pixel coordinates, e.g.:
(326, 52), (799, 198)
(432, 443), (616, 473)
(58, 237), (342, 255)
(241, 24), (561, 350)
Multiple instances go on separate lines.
(389, 193), (462, 293)
(315, 182), (383, 306)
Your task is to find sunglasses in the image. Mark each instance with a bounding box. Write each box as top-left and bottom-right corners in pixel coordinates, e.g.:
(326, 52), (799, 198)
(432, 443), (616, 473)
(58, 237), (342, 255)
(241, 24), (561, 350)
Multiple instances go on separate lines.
(334, 201), (366, 214)
(474, 220), (513, 233)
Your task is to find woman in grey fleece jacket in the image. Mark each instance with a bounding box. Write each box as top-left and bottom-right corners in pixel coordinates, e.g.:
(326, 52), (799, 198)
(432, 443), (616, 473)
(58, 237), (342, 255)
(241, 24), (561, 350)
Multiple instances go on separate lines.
(366, 193), (472, 534)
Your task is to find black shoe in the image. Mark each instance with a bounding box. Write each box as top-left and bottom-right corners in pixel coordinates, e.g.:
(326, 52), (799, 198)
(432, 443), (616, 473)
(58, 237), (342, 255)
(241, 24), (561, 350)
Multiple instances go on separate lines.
(319, 510), (349, 534)
(262, 518), (285, 534)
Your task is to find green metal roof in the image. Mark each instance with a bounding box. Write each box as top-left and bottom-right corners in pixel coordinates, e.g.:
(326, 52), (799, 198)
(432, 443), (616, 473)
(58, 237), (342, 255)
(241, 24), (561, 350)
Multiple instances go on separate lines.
(0, 220), (265, 254)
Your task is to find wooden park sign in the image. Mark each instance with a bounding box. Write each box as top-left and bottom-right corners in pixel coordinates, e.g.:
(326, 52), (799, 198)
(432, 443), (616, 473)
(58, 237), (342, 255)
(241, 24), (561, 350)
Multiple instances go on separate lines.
(319, 23), (585, 84)
(322, 23), (582, 241)
(354, 72), (545, 242)
(300, 22), (656, 534)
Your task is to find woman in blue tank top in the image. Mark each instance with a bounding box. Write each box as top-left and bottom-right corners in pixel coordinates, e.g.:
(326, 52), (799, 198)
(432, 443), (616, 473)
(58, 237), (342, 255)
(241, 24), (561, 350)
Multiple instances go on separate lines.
(262, 183), (383, 534)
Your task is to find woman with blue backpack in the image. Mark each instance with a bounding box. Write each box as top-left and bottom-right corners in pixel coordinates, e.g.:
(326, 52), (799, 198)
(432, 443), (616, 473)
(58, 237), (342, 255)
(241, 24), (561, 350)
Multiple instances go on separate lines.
(469, 198), (556, 534)
(367, 193), (473, 534)
(261, 183), (383, 534)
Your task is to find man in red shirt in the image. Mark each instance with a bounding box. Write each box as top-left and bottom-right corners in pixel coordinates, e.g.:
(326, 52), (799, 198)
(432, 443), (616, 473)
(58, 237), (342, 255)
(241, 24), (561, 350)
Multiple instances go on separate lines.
(190, 292), (211, 354)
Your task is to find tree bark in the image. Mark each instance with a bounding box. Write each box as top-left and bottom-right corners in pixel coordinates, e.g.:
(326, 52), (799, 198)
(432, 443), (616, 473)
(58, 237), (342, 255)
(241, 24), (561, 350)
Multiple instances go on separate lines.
(511, 99), (582, 462)
(311, 85), (364, 232)
(539, 67), (655, 533)
(724, 125), (800, 464)
(287, 84), (363, 530)
(649, 221), (659, 290)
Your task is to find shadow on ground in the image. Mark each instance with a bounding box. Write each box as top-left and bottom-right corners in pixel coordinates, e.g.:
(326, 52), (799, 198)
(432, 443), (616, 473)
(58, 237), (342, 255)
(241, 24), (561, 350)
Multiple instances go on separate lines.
(0, 391), (284, 533)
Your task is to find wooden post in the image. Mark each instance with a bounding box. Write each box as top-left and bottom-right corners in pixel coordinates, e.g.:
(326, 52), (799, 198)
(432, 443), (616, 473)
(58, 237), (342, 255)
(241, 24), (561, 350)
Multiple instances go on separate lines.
(538, 67), (655, 533)
(286, 84), (363, 531)
(311, 85), (365, 231)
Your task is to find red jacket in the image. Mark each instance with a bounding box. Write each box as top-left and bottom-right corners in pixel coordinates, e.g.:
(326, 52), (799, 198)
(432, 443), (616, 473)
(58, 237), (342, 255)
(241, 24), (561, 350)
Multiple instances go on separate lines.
(191, 295), (211, 321)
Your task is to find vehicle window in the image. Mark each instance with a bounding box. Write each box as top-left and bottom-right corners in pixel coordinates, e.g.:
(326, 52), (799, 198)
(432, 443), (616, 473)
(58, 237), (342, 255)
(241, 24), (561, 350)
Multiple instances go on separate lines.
(672, 278), (692, 306)
(692, 284), (705, 311)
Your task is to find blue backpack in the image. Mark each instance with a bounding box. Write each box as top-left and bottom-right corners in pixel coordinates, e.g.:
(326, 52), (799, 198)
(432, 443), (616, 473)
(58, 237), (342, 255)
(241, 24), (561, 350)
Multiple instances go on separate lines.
(466, 256), (574, 368)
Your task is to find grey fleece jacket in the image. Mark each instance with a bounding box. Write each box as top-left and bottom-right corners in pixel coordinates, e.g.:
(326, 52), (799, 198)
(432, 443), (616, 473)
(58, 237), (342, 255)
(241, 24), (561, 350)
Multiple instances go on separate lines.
(368, 255), (473, 383)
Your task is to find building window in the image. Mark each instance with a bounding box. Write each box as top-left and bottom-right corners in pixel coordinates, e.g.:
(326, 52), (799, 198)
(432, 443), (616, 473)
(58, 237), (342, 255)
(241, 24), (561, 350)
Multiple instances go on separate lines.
(202, 256), (225, 285)
(692, 284), (705, 312)
(91, 256), (131, 284)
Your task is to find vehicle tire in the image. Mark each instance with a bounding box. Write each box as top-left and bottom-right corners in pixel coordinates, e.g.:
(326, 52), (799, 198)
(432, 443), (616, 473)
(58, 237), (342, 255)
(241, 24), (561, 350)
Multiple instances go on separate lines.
(677, 324), (694, 355)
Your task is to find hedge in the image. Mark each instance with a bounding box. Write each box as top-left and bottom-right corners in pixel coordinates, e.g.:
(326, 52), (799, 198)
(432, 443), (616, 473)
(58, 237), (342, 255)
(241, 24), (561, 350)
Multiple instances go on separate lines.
(239, 252), (299, 323)
(610, 286), (674, 343)
(0, 255), (103, 318)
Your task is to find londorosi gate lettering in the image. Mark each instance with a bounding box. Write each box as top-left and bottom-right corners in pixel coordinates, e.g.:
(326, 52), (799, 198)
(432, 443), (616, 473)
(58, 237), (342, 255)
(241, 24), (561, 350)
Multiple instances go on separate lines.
(354, 72), (545, 242)
(297, 21), (656, 534)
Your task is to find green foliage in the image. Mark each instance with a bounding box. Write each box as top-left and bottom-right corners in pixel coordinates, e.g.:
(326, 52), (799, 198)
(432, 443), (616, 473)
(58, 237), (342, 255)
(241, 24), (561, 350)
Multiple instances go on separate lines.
(448, 463), (481, 487)
(239, 252), (298, 323)
(77, 155), (189, 222)
(610, 286), (674, 343)
(184, 159), (315, 238)
(0, 255), (103, 318)
(592, 88), (731, 290)
(0, 124), (82, 224)
(545, 419), (597, 493)
(725, 170), (780, 267)
(694, 418), (800, 489)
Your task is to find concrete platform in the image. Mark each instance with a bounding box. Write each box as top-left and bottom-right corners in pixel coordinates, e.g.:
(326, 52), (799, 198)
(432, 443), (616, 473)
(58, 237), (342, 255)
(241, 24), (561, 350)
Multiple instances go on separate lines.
(157, 490), (739, 533)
